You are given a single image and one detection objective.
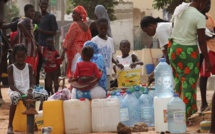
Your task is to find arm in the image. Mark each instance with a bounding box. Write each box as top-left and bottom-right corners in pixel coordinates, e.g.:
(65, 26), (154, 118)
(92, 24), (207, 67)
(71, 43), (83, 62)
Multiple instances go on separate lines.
(73, 63), (79, 79)
(94, 63), (102, 79)
(38, 28), (56, 36)
(130, 54), (143, 68)
(18, 21), (32, 39)
(112, 57), (124, 69)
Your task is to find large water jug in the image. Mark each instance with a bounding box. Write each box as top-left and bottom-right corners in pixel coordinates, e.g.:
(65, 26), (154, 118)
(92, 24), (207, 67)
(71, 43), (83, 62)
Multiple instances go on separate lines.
(121, 90), (139, 126)
(64, 98), (91, 134)
(154, 58), (173, 97)
(154, 96), (172, 132)
(139, 89), (154, 126)
(167, 94), (186, 133)
(133, 86), (142, 99)
(92, 98), (120, 132)
(13, 101), (26, 132)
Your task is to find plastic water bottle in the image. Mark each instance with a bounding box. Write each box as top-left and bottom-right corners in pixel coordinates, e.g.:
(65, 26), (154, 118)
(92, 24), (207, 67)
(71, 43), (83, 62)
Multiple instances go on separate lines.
(115, 92), (123, 103)
(133, 86), (142, 99)
(139, 89), (154, 126)
(167, 93), (186, 133)
(154, 58), (173, 97)
(121, 90), (139, 126)
(148, 87), (156, 103)
(108, 91), (116, 98)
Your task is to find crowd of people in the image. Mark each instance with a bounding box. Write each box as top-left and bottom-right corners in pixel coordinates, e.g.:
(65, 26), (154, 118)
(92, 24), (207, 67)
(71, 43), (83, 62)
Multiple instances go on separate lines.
(0, 0), (215, 133)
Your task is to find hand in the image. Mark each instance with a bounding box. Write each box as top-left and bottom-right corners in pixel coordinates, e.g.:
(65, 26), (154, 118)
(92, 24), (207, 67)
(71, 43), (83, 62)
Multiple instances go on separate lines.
(130, 63), (137, 69)
(116, 64), (124, 70)
(206, 61), (213, 72)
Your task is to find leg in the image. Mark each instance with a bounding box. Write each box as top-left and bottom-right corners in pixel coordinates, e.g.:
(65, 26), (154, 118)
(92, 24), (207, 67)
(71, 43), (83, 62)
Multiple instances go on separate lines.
(199, 76), (208, 111)
(210, 92), (215, 133)
(53, 70), (59, 93)
(45, 73), (53, 96)
(36, 53), (43, 85)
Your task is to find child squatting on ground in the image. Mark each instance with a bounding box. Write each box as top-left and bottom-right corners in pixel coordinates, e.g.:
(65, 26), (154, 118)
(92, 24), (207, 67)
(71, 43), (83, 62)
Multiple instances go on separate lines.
(7, 44), (47, 134)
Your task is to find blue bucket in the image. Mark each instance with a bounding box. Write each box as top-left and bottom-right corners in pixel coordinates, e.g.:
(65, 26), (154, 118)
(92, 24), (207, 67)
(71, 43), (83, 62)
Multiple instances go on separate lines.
(145, 64), (154, 74)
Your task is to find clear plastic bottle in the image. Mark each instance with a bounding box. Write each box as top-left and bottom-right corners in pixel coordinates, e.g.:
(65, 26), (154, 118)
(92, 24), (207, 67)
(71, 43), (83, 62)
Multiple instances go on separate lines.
(154, 58), (173, 98)
(139, 89), (154, 126)
(167, 94), (186, 133)
(133, 86), (142, 99)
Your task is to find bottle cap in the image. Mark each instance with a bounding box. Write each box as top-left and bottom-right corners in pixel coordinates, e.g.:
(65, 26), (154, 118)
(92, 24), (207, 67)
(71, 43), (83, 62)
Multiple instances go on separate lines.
(160, 58), (166, 62)
(80, 98), (86, 101)
(116, 92), (121, 96)
(174, 93), (179, 97)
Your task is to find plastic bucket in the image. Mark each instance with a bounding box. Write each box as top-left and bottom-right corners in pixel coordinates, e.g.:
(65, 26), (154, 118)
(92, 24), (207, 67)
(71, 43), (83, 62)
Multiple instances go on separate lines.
(146, 64), (154, 74)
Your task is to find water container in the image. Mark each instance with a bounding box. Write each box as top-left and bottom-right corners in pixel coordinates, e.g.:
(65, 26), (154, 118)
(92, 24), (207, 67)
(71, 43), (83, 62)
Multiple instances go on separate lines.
(115, 92), (123, 103)
(121, 91), (139, 126)
(64, 98), (91, 134)
(154, 58), (173, 97)
(13, 101), (26, 132)
(133, 86), (142, 99)
(167, 94), (186, 133)
(43, 100), (65, 134)
(108, 91), (116, 98)
(35, 110), (44, 130)
(154, 96), (172, 132)
(139, 89), (154, 126)
(92, 98), (120, 132)
(148, 87), (156, 104)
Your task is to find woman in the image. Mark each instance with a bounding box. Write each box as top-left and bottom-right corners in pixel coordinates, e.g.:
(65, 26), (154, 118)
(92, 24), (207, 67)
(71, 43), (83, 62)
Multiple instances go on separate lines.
(90, 5), (112, 37)
(62, 6), (92, 78)
(71, 41), (107, 100)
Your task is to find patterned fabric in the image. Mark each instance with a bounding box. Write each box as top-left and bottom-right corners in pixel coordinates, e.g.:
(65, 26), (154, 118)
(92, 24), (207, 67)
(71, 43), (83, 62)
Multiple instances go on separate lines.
(48, 88), (71, 101)
(62, 22), (91, 77)
(74, 6), (88, 22)
(168, 40), (199, 118)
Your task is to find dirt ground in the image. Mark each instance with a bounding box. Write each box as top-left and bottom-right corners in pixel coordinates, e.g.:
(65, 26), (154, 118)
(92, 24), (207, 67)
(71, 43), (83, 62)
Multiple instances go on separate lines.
(0, 78), (214, 134)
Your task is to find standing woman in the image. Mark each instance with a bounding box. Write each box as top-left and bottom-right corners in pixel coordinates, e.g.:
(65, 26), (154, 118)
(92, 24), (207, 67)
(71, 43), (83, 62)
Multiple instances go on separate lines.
(61, 6), (92, 78)
(90, 5), (112, 37)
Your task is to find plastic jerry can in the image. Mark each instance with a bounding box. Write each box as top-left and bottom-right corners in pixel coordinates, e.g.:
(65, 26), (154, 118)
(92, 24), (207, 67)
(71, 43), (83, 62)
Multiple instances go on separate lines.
(63, 98), (91, 134)
(13, 101), (26, 132)
(43, 100), (65, 134)
(92, 98), (120, 132)
(116, 65), (141, 87)
(35, 110), (44, 130)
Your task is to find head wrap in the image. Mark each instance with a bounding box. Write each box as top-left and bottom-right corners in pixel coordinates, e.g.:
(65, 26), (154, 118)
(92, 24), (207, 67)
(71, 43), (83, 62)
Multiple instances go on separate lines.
(74, 6), (88, 22)
(84, 41), (99, 54)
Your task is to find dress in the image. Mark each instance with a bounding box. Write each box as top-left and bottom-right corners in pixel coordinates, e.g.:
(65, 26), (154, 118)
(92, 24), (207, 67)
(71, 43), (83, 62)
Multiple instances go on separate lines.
(62, 22), (92, 77)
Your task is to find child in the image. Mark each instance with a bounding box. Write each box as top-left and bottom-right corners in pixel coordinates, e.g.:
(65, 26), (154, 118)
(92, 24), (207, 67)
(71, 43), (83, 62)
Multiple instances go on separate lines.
(42, 38), (62, 95)
(7, 44), (46, 134)
(114, 40), (143, 73)
(91, 18), (117, 90)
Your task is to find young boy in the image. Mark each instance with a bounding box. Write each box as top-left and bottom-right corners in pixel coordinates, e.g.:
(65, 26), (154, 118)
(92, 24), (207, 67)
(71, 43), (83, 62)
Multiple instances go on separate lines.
(91, 18), (117, 90)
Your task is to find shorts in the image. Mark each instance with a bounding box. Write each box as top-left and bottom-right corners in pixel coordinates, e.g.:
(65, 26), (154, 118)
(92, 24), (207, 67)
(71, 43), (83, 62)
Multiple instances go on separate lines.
(200, 51), (215, 77)
(25, 56), (38, 73)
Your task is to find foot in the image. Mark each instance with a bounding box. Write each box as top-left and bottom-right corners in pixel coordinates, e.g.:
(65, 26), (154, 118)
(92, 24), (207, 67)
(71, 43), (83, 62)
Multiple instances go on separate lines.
(7, 127), (14, 134)
(201, 104), (208, 112)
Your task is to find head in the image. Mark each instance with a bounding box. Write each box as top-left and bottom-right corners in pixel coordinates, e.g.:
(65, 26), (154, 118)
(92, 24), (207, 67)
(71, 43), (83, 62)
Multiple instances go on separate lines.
(120, 40), (131, 56)
(140, 16), (167, 36)
(81, 46), (94, 61)
(46, 38), (54, 50)
(73, 6), (87, 22)
(24, 4), (35, 19)
(201, 0), (211, 14)
(97, 18), (108, 37)
(10, 17), (20, 32)
(95, 5), (108, 19)
(192, 0), (209, 12)
(84, 41), (99, 54)
(33, 11), (42, 24)
(39, 0), (49, 13)
(0, 0), (8, 28)
(13, 44), (27, 65)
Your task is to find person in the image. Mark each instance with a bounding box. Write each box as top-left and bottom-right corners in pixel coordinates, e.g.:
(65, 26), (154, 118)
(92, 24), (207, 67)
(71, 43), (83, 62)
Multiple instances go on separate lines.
(7, 44), (47, 134)
(91, 18), (117, 90)
(42, 38), (62, 95)
(33, 11), (42, 43)
(199, 0), (215, 112)
(90, 5), (112, 37)
(169, 0), (211, 118)
(71, 41), (107, 100)
(114, 40), (143, 73)
(140, 16), (171, 59)
(37, 0), (58, 85)
(61, 6), (92, 78)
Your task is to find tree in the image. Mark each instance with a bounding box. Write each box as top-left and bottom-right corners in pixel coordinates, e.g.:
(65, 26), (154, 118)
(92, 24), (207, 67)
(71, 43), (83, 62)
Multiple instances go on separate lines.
(153, 0), (191, 14)
(4, 3), (19, 23)
(67, 0), (118, 20)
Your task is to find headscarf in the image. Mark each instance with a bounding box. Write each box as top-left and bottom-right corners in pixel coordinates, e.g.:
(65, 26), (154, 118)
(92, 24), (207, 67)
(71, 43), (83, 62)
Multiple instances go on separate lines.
(74, 6), (88, 22)
(84, 41), (99, 54)
(95, 5), (112, 37)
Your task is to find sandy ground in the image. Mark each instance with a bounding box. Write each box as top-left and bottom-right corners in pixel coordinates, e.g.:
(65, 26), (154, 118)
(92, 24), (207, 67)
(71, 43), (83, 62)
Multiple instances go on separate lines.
(0, 77), (214, 134)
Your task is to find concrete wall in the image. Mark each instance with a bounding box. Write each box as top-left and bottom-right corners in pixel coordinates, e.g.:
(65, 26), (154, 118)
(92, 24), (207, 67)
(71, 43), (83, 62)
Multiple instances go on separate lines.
(209, 0), (215, 19)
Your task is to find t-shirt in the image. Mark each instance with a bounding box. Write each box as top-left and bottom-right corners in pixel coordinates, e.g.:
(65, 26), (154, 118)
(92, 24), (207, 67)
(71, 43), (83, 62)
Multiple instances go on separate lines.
(172, 7), (206, 45)
(39, 13), (58, 46)
(116, 55), (133, 65)
(155, 22), (172, 50)
(74, 61), (102, 79)
(91, 36), (114, 75)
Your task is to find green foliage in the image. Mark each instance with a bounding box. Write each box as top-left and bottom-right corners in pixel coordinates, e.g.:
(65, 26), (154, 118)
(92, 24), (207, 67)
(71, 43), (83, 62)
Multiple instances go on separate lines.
(4, 3), (19, 23)
(67, 0), (118, 20)
(153, 0), (191, 14)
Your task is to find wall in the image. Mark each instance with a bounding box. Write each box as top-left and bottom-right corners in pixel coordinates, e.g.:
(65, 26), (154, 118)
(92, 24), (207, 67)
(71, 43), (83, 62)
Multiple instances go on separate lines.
(209, 0), (215, 18)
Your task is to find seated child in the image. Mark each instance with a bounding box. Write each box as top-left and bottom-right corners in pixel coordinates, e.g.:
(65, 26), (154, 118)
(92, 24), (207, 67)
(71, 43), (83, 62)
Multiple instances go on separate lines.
(7, 44), (47, 134)
(42, 38), (62, 95)
(114, 40), (143, 73)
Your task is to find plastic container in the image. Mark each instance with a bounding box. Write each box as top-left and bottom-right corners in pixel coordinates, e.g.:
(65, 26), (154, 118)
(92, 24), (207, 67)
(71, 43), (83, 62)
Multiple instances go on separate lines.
(13, 101), (26, 132)
(148, 87), (156, 104)
(200, 121), (211, 133)
(121, 90), (139, 126)
(35, 110), (44, 130)
(154, 96), (172, 132)
(146, 64), (154, 74)
(92, 98), (120, 132)
(43, 100), (65, 134)
(133, 86), (142, 99)
(63, 98), (91, 134)
(154, 58), (173, 98)
(139, 90), (154, 126)
(116, 65), (141, 87)
(167, 94), (186, 133)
